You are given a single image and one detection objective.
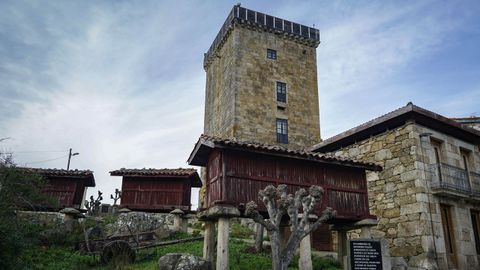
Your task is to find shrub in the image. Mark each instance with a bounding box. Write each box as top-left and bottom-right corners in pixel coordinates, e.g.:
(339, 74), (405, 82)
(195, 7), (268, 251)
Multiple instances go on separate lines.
(230, 222), (254, 239)
(312, 256), (342, 270)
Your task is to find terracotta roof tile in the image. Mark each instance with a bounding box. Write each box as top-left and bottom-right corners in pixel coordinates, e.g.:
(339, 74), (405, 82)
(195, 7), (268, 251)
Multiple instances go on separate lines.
(310, 102), (480, 152)
(17, 167), (95, 187)
(109, 168), (198, 177)
(189, 134), (381, 171)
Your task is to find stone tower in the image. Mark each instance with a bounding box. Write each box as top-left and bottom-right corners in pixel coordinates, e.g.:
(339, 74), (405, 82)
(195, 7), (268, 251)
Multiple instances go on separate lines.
(203, 5), (321, 149)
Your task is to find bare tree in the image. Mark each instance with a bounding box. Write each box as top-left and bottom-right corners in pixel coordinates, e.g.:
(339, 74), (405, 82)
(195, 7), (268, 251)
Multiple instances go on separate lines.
(84, 191), (103, 215)
(110, 188), (121, 206)
(245, 184), (336, 270)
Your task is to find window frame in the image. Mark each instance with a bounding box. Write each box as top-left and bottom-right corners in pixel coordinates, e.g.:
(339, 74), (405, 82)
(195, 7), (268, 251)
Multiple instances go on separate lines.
(276, 118), (288, 144)
(276, 81), (287, 103)
(471, 210), (480, 255)
(267, 49), (277, 60)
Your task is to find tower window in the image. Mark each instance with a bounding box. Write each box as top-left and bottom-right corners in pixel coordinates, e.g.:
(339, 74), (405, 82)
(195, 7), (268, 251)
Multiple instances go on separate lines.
(267, 49), (277, 60)
(276, 118), (288, 144)
(276, 82), (287, 102)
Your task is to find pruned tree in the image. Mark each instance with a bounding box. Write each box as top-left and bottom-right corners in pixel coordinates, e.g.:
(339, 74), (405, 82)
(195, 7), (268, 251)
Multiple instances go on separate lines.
(245, 184), (336, 270)
(84, 190), (103, 215)
(110, 188), (121, 206)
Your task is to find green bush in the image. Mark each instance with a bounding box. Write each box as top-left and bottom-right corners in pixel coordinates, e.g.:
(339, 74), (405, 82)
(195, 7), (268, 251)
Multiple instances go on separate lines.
(21, 247), (93, 270)
(312, 256), (342, 270)
(0, 165), (56, 269)
(230, 222), (254, 239)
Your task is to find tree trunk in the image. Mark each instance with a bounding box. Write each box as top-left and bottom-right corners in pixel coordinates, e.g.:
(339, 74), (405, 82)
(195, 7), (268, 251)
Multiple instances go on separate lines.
(270, 230), (283, 270)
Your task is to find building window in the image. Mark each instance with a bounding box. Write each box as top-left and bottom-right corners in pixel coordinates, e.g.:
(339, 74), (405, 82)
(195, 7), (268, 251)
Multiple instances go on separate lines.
(431, 139), (444, 181)
(461, 149), (472, 185)
(276, 118), (288, 144)
(440, 204), (458, 268)
(471, 210), (480, 255)
(276, 82), (287, 103)
(267, 49), (277, 59)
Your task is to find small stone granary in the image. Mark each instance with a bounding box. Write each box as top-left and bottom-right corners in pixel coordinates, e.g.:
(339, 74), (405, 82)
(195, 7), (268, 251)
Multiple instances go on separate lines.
(20, 167), (95, 209)
(110, 168), (201, 213)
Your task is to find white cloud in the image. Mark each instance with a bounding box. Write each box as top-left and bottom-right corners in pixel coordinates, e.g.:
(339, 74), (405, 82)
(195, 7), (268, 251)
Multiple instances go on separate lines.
(1, 0), (480, 209)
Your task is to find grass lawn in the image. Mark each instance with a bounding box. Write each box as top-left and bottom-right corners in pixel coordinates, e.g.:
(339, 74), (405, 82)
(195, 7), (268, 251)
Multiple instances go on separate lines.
(24, 238), (341, 270)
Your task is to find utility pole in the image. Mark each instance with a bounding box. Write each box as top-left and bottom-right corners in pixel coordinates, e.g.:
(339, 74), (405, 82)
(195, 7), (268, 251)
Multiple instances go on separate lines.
(66, 148), (79, 170)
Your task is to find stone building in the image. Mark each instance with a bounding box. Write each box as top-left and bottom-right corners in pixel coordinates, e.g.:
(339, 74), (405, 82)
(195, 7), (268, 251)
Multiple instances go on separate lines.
(311, 102), (480, 269)
(203, 4), (321, 149)
(452, 117), (480, 132)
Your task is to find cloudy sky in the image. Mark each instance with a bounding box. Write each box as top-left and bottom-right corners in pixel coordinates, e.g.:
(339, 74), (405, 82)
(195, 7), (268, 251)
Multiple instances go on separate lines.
(1, 0), (479, 206)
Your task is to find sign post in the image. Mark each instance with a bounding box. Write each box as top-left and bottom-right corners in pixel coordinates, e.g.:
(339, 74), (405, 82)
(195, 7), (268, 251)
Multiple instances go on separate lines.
(348, 239), (383, 270)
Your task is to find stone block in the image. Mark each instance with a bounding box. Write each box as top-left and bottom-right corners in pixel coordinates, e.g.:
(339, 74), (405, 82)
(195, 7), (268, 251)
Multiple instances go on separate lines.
(366, 172), (380, 182)
(393, 165), (405, 175)
(400, 170), (418, 182)
(397, 221), (429, 237)
(400, 202), (428, 215)
(385, 158), (400, 168)
(383, 208), (400, 218)
(375, 149), (392, 161)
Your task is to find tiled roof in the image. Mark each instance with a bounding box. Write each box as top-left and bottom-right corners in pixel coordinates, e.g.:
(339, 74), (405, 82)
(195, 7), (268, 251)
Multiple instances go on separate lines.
(18, 167), (95, 187)
(110, 168), (202, 187)
(110, 168), (198, 177)
(188, 134), (381, 171)
(310, 102), (480, 153)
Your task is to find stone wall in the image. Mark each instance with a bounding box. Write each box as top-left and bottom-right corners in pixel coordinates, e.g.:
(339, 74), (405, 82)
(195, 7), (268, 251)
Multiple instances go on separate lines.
(204, 24), (320, 149)
(415, 124), (480, 269)
(330, 121), (480, 269)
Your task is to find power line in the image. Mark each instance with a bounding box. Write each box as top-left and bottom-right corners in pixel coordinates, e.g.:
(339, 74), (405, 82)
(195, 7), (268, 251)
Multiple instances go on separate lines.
(24, 155), (69, 165)
(13, 150), (69, 154)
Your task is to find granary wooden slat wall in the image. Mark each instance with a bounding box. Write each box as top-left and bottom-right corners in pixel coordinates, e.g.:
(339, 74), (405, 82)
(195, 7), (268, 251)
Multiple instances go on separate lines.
(206, 149), (371, 221)
(120, 177), (191, 212)
(42, 178), (78, 208)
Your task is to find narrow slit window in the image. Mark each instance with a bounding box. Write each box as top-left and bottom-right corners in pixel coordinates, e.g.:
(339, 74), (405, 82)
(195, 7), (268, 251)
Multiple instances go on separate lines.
(471, 211), (480, 255)
(276, 118), (288, 144)
(276, 82), (287, 102)
(267, 49), (277, 60)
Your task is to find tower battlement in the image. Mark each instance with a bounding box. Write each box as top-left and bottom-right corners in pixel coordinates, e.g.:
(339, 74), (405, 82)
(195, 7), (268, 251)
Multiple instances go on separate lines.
(204, 5), (320, 68)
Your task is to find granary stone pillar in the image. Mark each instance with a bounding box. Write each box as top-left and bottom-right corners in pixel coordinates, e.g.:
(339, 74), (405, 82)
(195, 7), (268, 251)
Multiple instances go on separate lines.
(255, 223), (264, 252)
(203, 220), (216, 262)
(181, 214), (193, 233)
(217, 217), (230, 270)
(354, 218), (378, 239)
(170, 209), (185, 232)
(197, 205), (240, 270)
(334, 227), (349, 270)
(59, 207), (80, 232)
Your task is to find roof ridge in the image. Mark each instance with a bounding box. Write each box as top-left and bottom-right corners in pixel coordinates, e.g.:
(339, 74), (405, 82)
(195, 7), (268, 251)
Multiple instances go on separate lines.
(196, 134), (381, 170)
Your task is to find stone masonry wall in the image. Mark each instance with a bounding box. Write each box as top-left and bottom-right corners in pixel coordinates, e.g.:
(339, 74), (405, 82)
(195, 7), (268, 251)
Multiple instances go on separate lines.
(204, 27), (237, 138)
(415, 124), (480, 270)
(233, 26), (320, 149)
(204, 25), (320, 149)
(331, 121), (480, 269)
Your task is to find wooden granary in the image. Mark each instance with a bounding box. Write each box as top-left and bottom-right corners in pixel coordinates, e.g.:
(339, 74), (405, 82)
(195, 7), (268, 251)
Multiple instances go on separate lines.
(188, 135), (381, 250)
(21, 168), (95, 210)
(110, 168), (201, 212)
(189, 135), (380, 222)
